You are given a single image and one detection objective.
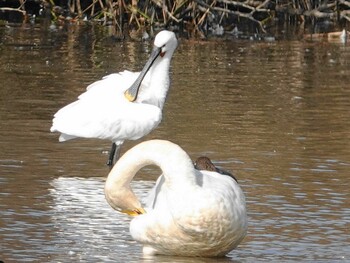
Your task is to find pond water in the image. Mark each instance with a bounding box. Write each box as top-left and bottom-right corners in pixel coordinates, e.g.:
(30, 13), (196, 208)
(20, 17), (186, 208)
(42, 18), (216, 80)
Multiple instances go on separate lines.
(0, 24), (349, 262)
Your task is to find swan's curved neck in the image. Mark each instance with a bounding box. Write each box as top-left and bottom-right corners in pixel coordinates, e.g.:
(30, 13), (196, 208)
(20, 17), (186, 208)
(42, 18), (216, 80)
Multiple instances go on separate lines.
(106, 140), (197, 191)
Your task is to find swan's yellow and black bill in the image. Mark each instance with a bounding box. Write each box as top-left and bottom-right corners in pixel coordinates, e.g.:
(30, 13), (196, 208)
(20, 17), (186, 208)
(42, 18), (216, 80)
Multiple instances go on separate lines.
(124, 46), (162, 102)
(121, 207), (146, 216)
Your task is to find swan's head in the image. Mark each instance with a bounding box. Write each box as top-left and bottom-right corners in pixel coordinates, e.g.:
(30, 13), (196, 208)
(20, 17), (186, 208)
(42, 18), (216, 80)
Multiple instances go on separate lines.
(105, 183), (146, 216)
(124, 30), (178, 102)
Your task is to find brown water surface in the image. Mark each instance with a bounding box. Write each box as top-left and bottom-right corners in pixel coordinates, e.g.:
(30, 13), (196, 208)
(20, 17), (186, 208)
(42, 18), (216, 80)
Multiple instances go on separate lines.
(0, 24), (349, 262)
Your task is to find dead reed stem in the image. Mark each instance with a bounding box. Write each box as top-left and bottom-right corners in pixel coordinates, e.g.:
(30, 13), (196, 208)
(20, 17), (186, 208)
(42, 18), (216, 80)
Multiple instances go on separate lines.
(1, 0), (349, 37)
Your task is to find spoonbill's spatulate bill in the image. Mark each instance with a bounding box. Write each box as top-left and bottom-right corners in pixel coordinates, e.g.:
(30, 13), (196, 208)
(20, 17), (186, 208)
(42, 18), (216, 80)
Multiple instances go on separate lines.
(105, 140), (247, 257)
(50, 30), (178, 166)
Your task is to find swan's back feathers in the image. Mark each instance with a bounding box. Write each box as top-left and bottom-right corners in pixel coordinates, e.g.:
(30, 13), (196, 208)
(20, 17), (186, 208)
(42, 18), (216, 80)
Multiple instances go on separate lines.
(173, 172), (247, 255)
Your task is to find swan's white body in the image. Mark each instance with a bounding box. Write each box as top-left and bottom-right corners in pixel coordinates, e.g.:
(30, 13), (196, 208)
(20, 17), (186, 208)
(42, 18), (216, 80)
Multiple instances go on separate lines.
(50, 31), (178, 154)
(105, 140), (247, 257)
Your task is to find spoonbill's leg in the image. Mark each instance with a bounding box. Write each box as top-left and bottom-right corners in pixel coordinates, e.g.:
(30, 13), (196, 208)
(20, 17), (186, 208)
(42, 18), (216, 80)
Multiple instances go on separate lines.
(106, 143), (122, 167)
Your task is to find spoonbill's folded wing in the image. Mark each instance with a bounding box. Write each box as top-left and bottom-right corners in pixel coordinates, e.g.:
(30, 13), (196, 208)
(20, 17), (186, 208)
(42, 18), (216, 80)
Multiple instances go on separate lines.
(51, 70), (162, 142)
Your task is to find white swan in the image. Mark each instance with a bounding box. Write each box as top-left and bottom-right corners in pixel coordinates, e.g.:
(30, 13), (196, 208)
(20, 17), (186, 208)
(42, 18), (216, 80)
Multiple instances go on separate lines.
(50, 30), (178, 166)
(105, 140), (247, 257)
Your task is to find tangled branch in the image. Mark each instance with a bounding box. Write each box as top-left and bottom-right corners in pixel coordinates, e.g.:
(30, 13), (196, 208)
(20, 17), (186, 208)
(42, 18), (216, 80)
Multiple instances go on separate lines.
(0, 0), (349, 37)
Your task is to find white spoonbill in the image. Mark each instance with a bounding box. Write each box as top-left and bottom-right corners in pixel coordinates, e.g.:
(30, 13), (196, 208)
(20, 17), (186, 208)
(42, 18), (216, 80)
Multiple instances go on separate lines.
(104, 140), (247, 257)
(50, 30), (178, 166)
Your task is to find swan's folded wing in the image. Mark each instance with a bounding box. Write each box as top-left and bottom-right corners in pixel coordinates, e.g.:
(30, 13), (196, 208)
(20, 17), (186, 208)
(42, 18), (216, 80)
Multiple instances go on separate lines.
(173, 173), (246, 235)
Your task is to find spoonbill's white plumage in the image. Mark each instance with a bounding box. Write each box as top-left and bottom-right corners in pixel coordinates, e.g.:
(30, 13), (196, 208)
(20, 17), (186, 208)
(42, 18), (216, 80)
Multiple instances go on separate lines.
(104, 140), (247, 257)
(50, 30), (178, 165)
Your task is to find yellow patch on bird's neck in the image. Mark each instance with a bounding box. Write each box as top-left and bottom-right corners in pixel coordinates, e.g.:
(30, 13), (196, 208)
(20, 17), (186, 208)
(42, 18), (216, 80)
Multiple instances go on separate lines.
(121, 207), (146, 216)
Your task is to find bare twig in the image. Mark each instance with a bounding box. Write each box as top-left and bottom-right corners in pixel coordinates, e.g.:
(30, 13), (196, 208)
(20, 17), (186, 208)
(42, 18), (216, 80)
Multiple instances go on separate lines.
(0, 7), (26, 15)
(340, 10), (350, 22)
(150, 0), (181, 23)
(195, 0), (266, 32)
(339, 0), (350, 8)
(197, 0), (216, 26)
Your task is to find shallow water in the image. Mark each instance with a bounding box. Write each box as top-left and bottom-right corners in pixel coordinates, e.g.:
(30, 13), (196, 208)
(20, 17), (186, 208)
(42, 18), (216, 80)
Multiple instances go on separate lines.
(0, 24), (349, 262)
